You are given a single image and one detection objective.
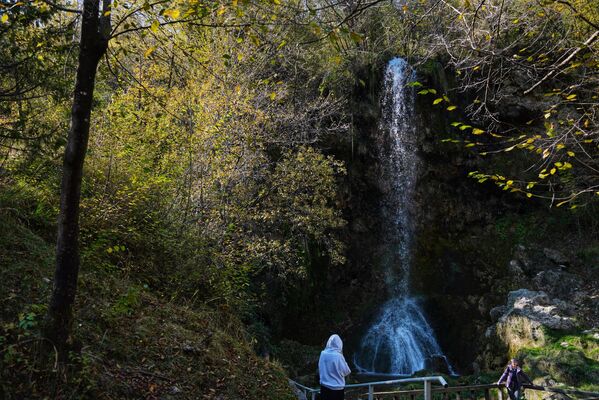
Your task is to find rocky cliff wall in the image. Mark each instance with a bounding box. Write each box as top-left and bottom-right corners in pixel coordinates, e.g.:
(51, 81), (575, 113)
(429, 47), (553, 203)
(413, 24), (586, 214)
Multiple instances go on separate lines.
(275, 59), (598, 382)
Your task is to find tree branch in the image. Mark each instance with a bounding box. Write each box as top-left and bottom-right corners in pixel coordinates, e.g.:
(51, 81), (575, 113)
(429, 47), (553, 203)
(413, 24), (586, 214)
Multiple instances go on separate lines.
(523, 30), (599, 95)
(40, 0), (81, 14)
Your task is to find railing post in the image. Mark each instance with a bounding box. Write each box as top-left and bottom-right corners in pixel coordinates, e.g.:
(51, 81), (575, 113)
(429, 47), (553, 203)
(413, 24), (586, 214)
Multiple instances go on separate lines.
(311, 391), (316, 400)
(369, 384), (374, 400)
(424, 379), (432, 400)
(497, 387), (503, 400)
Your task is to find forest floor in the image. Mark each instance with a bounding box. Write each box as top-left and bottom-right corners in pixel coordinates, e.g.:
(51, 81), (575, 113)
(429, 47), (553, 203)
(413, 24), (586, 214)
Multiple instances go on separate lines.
(0, 211), (294, 399)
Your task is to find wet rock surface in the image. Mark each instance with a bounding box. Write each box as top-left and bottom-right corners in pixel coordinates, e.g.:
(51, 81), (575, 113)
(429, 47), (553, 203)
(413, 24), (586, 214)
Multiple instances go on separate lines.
(275, 60), (599, 381)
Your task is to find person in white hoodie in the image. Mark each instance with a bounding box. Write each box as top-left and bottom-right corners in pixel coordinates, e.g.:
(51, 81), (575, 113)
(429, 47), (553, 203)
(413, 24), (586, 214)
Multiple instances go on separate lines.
(318, 334), (351, 400)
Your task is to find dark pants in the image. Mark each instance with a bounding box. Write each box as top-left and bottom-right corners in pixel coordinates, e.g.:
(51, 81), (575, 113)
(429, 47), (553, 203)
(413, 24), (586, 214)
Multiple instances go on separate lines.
(507, 387), (522, 400)
(320, 385), (344, 400)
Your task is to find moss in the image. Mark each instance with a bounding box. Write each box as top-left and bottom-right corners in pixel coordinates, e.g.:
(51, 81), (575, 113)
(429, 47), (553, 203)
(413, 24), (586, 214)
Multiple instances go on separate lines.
(516, 330), (599, 390)
(497, 316), (548, 356)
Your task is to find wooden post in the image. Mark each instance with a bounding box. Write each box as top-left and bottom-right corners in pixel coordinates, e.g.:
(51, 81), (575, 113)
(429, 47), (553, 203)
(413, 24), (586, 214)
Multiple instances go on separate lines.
(497, 387), (503, 400)
(456, 391), (461, 400)
(311, 391), (316, 400)
(484, 388), (491, 400)
(424, 380), (432, 400)
(368, 384), (374, 400)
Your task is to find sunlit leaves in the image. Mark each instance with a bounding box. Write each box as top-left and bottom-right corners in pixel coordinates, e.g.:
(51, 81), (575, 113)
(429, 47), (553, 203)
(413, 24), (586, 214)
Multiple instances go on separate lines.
(426, 0), (599, 207)
(144, 46), (156, 58)
(162, 9), (180, 19)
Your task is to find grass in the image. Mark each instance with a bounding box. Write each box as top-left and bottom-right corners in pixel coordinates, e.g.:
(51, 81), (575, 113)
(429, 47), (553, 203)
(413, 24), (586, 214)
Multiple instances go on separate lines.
(0, 212), (294, 399)
(516, 329), (599, 391)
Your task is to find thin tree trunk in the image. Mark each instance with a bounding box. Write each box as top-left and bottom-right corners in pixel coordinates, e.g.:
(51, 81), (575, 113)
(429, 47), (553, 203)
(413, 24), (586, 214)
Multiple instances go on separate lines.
(45, 0), (110, 356)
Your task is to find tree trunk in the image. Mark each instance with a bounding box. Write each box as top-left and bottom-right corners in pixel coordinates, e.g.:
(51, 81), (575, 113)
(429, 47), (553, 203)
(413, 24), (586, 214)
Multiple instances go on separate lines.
(45, 0), (110, 357)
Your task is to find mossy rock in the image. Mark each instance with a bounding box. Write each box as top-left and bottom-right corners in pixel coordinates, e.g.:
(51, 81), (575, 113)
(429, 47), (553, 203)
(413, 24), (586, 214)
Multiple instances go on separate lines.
(496, 316), (547, 355)
(516, 331), (599, 389)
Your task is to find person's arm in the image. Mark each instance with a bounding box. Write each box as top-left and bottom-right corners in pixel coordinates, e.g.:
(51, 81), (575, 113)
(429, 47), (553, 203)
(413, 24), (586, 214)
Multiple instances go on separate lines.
(497, 367), (508, 384)
(339, 356), (351, 377)
(343, 360), (351, 376)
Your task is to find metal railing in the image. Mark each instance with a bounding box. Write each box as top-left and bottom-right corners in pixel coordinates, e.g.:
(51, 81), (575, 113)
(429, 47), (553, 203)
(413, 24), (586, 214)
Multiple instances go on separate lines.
(353, 383), (599, 400)
(289, 376), (448, 400)
(290, 379), (599, 400)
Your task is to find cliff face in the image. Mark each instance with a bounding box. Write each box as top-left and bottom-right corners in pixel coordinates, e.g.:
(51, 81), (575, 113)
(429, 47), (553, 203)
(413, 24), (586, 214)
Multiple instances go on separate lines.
(276, 59), (598, 382)
(405, 62), (598, 376)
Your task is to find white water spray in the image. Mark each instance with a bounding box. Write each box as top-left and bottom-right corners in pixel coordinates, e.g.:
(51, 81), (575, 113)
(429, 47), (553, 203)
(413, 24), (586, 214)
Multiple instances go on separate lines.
(354, 58), (453, 376)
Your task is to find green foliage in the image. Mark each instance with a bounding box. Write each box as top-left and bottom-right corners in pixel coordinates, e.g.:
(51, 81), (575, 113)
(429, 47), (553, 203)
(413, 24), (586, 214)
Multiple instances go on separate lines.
(494, 215), (533, 242)
(109, 286), (143, 317)
(17, 304), (47, 333)
(2, 2), (357, 395)
(271, 339), (321, 380)
(0, 207), (295, 399)
(517, 329), (599, 390)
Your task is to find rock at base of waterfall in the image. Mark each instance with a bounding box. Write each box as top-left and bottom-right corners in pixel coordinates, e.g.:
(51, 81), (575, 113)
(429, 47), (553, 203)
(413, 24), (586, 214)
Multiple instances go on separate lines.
(425, 355), (452, 375)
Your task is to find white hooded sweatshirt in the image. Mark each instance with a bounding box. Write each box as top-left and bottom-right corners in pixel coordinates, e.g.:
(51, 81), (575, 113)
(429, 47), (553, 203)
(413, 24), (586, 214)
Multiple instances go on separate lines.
(318, 334), (351, 390)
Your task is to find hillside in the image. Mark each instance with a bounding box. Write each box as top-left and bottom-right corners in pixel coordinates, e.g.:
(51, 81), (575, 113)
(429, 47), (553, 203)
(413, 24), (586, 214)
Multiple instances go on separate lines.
(0, 195), (294, 399)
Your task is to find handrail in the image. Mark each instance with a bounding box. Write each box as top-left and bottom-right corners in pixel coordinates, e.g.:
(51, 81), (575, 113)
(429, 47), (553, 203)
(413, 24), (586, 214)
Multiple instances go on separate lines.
(523, 384), (599, 398)
(289, 380), (319, 393)
(360, 383), (599, 400)
(289, 376), (448, 400)
(290, 380), (599, 400)
(345, 376), (449, 389)
(370, 383), (501, 395)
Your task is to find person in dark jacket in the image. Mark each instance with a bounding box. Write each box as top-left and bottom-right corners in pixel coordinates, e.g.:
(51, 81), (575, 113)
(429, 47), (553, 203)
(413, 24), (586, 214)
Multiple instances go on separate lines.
(497, 358), (533, 400)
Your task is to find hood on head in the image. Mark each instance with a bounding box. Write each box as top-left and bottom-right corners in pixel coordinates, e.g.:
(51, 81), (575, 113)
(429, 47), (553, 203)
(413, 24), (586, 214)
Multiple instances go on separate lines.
(325, 334), (343, 352)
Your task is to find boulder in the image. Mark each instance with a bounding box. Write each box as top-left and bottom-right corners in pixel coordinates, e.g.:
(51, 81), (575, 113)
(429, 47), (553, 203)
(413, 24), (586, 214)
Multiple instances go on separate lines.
(543, 248), (570, 267)
(425, 355), (452, 375)
(491, 289), (577, 354)
(503, 289), (576, 330)
(490, 306), (507, 322)
(512, 245), (535, 273)
(496, 315), (547, 352)
(511, 245), (572, 277)
(532, 270), (582, 299)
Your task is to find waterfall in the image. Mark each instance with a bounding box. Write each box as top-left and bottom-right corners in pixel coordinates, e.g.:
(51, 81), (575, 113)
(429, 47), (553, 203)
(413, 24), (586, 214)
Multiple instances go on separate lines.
(353, 57), (453, 376)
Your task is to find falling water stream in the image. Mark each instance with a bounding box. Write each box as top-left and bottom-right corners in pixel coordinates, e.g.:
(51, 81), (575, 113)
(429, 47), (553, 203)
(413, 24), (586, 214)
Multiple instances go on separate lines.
(353, 58), (454, 376)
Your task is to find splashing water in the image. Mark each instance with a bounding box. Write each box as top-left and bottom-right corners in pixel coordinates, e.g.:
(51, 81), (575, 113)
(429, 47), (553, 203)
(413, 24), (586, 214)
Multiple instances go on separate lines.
(354, 58), (454, 376)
